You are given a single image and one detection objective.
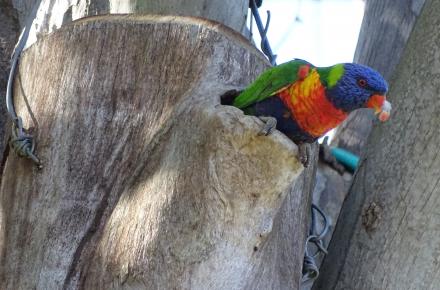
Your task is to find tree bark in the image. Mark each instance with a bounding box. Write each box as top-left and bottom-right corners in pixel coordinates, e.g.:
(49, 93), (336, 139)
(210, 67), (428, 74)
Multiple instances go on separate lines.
(0, 15), (316, 289)
(0, 0), (19, 169)
(314, 0), (440, 289)
(331, 0), (426, 155)
(10, 0), (249, 50)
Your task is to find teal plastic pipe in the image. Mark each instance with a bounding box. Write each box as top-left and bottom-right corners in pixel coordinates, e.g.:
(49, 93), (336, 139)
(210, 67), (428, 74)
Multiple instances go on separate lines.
(330, 147), (360, 172)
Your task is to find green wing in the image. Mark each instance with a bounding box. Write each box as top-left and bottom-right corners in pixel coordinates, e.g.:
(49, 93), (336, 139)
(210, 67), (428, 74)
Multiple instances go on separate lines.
(233, 59), (312, 109)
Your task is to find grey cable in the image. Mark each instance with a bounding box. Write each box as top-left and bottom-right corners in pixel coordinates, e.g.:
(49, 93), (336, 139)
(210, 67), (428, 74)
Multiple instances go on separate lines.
(5, 0), (43, 168)
(302, 203), (330, 284)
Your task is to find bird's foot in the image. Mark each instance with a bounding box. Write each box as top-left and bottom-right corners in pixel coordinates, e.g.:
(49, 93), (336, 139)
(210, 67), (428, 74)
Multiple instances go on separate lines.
(298, 142), (312, 167)
(257, 116), (277, 136)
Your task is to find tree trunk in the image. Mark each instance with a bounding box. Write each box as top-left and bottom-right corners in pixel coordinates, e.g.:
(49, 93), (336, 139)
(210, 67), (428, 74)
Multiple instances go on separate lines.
(314, 0), (440, 289)
(11, 0), (249, 50)
(331, 0), (425, 155)
(0, 14), (316, 289)
(0, 0), (19, 169)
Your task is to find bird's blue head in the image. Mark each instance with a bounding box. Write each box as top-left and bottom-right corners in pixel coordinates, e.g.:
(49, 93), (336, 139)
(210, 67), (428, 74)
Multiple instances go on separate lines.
(323, 63), (390, 117)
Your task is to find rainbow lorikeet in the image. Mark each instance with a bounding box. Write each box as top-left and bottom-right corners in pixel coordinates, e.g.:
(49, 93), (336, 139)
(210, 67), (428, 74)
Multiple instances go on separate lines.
(225, 59), (391, 166)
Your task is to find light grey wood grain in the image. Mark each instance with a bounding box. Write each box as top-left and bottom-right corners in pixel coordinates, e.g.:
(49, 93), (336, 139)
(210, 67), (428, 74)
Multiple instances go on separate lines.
(0, 15), (316, 289)
(10, 0), (248, 50)
(315, 1), (440, 289)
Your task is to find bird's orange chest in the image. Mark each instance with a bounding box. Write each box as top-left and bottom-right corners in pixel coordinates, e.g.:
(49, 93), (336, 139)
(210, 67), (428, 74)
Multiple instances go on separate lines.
(278, 69), (348, 138)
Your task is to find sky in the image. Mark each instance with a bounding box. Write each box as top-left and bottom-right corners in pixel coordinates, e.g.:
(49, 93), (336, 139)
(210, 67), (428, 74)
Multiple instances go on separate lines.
(248, 0), (365, 140)
(249, 0), (365, 66)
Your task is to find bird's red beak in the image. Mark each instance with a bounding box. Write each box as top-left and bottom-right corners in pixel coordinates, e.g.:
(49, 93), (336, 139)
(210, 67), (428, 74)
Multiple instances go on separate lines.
(366, 94), (391, 122)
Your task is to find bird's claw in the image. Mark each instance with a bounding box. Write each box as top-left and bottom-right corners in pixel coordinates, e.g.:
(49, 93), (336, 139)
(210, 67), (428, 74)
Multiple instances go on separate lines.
(257, 116), (277, 136)
(298, 143), (312, 167)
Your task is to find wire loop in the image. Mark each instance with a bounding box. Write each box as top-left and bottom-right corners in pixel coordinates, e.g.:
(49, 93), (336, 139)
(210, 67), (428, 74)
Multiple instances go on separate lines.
(10, 117), (42, 169)
(302, 203), (330, 284)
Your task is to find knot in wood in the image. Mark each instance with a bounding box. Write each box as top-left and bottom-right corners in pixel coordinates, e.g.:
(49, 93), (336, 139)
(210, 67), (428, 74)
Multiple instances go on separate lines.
(362, 201), (382, 232)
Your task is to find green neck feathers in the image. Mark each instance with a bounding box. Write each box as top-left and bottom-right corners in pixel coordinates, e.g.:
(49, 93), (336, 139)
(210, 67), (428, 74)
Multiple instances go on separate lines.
(317, 64), (344, 89)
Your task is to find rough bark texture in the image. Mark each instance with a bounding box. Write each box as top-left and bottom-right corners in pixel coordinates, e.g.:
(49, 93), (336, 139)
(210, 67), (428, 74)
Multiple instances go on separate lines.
(0, 15), (316, 289)
(0, 0), (20, 169)
(331, 0), (426, 155)
(2, 0), (248, 157)
(11, 0), (248, 50)
(314, 0), (440, 289)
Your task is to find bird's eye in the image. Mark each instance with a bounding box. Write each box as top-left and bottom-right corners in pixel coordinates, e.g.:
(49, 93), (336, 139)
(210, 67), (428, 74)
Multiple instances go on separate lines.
(358, 79), (367, 88)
